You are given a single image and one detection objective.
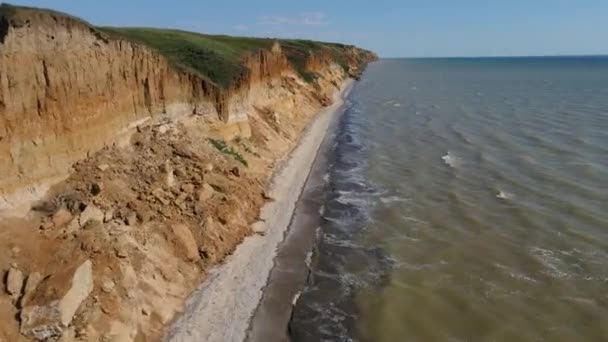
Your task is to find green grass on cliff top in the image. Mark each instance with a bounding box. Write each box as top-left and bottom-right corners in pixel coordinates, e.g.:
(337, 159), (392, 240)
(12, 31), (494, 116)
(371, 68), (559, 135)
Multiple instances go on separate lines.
(99, 27), (353, 87)
(1, 3), (364, 88)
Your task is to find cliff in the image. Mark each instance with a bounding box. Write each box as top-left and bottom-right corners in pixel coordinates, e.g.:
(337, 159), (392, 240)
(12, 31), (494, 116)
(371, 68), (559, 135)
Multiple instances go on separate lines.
(0, 3), (376, 342)
(0, 4), (376, 214)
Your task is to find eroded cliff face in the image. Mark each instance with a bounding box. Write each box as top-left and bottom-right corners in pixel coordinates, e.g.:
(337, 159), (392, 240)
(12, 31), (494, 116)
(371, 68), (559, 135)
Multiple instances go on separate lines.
(0, 8), (376, 342)
(0, 11), (375, 214)
(0, 13), (225, 213)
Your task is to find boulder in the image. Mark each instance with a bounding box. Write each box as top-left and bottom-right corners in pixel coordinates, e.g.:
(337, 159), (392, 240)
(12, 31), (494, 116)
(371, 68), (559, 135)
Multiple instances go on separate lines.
(230, 166), (240, 177)
(180, 183), (195, 193)
(125, 212), (138, 226)
(90, 183), (102, 196)
(79, 205), (104, 227)
(6, 266), (24, 300)
(171, 224), (200, 262)
(205, 174), (231, 193)
(20, 260), (93, 341)
(97, 164), (110, 171)
(197, 183), (215, 202)
(21, 272), (43, 307)
(101, 279), (115, 293)
(52, 208), (73, 228)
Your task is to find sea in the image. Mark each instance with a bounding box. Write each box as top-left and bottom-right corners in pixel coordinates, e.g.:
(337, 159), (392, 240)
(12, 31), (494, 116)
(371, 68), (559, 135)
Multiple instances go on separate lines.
(286, 57), (608, 341)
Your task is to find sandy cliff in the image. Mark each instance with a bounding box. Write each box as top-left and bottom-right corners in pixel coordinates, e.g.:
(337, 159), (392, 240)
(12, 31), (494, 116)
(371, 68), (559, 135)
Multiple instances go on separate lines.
(0, 5), (376, 342)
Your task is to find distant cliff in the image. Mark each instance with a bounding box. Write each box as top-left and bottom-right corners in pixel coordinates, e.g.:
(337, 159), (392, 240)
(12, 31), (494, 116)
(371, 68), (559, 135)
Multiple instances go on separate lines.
(0, 4), (376, 212)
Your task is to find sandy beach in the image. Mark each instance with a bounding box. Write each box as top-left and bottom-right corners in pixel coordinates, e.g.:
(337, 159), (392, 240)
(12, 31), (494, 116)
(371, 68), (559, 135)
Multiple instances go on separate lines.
(164, 79), (355, 342)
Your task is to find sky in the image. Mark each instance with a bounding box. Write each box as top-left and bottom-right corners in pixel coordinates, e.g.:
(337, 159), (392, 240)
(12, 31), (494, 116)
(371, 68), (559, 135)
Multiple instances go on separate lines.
(5, 0), (608, 57)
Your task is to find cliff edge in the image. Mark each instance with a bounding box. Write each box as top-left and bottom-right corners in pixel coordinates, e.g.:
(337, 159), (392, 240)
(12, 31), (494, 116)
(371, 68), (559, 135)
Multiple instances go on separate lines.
(0, 3), (376, 342)
(0, 3), (376, 214)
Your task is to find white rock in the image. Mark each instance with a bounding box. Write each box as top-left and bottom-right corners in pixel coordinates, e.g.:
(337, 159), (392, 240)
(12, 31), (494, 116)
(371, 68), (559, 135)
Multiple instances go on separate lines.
(171, 224), (200, 262)
(101, 279), (115, 293)
(6, 266), (24, 300)
(21, 272), (43, 307)
(79, 205), (104, 227)
(21, 260), (94, 340)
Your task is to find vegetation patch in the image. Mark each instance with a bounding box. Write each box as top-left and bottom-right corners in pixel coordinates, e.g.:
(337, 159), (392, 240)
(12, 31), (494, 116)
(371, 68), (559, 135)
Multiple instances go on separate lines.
(97, 28), (358, 88)
(208, 138), (248, 166)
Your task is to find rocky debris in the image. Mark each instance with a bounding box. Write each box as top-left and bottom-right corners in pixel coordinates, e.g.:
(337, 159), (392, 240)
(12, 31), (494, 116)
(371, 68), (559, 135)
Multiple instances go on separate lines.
(101, 279), (115, 293)
(180, 183), (195, 193)
(230, 166), (240, 177)
(205, 174), (231, 193)
(82, 219), (103, 231)
(153, 188), (171, 206)
(52, 208), (73, 228)
(103, 209), (114, 223)
(57, 327), (76, 342)
(78, 204), (104, 227)
(97, 164), (110, 171)
(125, 212), (138, 226)
(90, 182), (102, 196)
(20, 260), (93, 341)
(114, 246), (128, 259)
(197, 183), (215, 202)
(171, 224), (200, 262)
(5, 266), (24, 302)
(251, 221), (266, 235)
(20, 272), (43, 307)
(163, 161), (175, 188)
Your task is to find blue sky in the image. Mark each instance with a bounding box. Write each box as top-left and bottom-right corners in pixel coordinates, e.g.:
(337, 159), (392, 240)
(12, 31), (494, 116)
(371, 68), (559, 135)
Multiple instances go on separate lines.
(5, 0), (608, 57)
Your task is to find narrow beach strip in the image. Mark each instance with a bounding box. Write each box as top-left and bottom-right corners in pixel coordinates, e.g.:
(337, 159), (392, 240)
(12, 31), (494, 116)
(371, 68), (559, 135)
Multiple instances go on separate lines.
(164, 79), (355, 342)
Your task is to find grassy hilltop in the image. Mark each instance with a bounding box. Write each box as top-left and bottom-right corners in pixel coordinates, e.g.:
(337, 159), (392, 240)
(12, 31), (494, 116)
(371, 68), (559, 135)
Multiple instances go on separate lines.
(1, 3), (372, 88)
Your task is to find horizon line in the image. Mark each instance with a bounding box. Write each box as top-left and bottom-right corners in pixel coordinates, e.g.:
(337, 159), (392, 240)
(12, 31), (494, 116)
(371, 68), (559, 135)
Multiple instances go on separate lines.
(380, 54), (608, 59)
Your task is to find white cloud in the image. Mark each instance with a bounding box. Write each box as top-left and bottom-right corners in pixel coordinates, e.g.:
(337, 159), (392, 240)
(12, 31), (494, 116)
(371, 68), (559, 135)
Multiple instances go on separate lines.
(258, 12), (328, 28)
(233, 24), (249, 32)
(301, 12), (327, 26)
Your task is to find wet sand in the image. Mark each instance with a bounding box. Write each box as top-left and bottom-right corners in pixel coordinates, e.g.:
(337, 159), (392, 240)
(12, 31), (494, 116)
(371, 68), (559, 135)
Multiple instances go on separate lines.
(164, 79), (354, 342)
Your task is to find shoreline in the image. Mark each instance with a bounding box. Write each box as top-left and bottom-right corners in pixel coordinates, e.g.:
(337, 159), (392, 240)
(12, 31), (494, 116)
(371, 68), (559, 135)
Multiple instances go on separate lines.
(246, 86), (343, 341)
(163, 79), (355, 342)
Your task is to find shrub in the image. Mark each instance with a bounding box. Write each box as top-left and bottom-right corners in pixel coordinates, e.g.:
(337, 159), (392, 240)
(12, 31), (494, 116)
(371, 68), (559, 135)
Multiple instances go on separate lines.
(208, 138), (248, 166)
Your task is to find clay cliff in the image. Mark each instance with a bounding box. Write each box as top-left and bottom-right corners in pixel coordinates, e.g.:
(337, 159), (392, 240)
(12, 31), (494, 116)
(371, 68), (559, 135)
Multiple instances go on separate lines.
(0, 4), (376, 342)
(0, 5), (376, 214)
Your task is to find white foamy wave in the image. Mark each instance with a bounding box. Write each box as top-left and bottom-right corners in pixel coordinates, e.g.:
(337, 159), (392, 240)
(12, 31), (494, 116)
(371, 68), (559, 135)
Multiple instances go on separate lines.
(318, 204), (325, 216)
(400, 215), (430, 225)
(335, 191), (370, 207)
(496, 189), (514, 200)
(397, 234), (421, 242)
(379, 196), (410, 205)
(291, 291), (302, 306)
(442, 152), (461, 168)
(495, 263), (537, 283)
(529, 246), (571, 279)
(322, 172), (330, 183)
(305, 250), (313, 268)
(393, 103), (402, 107)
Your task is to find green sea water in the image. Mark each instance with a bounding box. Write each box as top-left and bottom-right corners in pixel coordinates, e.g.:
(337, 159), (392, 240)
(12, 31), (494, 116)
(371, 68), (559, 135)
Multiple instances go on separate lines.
(291, 57), (608, 341)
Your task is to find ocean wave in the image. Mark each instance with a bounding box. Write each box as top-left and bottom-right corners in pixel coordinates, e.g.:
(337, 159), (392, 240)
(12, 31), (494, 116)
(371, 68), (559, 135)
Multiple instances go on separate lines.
(495, 263), (537, 283)
(496, 189), (514, 200)
(400, 215), (430, 225)
(379, 195), (410, 205)
(442, 151), (462, 168)
(322, 172), (330, 183)
(529, 246), (571, 279)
